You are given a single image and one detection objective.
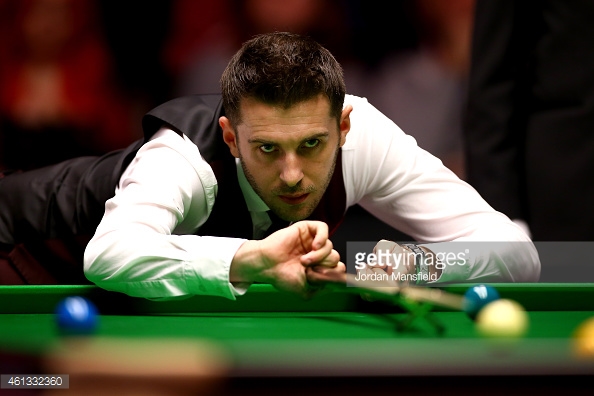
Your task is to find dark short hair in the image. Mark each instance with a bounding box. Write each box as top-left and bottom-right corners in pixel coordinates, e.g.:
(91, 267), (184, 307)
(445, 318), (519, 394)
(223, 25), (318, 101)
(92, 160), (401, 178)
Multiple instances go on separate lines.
(221, 32), (346, 127)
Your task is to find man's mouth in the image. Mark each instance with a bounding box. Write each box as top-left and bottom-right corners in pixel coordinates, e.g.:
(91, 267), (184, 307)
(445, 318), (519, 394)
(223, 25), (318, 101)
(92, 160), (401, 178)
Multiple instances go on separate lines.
(279, 193), (309, 205)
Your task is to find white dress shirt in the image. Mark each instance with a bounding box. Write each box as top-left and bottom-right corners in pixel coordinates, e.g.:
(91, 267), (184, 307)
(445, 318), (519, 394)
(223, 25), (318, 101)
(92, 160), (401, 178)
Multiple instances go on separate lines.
(83, 95), (540, 300)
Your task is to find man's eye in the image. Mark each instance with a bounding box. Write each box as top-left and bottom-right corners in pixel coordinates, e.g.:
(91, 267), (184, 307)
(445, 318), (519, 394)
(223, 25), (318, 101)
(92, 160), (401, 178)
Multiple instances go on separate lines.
(303, 139), (320, 149)
(259, 145), (276, 153)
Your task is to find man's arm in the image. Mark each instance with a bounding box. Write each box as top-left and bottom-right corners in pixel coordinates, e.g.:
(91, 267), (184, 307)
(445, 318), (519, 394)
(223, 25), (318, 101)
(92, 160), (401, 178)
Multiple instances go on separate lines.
(84, 129), (342, 300)
(230, 221), (343, 299)
(342, 95), (540, 283)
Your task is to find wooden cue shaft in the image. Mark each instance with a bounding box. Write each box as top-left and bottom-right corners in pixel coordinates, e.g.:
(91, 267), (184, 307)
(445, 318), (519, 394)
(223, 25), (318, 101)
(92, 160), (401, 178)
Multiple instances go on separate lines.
(339, 273), (465, 311)
(399, 286), (465, 311)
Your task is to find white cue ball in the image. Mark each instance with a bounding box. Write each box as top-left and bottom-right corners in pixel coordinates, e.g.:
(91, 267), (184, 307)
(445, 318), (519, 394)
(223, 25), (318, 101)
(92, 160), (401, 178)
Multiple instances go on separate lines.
(475, 299), (529, 338)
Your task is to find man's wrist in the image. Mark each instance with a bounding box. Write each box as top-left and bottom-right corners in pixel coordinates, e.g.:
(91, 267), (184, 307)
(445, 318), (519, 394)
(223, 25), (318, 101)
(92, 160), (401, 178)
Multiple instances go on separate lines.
(229, 240), (265, 283)
(401, 244), (443, 283)
(402, 243), (428, 282)
(419, 246), (443, 280)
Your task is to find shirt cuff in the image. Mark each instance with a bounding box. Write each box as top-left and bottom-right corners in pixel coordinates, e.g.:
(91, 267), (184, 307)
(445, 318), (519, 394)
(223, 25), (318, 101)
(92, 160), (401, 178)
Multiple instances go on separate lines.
(181, 236), (248, 300)
(419, 242), (472, 284)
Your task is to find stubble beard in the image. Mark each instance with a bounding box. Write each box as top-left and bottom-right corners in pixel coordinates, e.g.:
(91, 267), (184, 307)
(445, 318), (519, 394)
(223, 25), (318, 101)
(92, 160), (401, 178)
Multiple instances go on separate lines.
(239, 147), (339, 222)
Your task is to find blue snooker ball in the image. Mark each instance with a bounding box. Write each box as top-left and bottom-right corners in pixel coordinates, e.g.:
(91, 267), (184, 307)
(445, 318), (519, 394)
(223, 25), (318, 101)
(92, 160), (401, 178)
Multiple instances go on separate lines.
(55, 296), (99, 334)
(463, 285), (500, 319)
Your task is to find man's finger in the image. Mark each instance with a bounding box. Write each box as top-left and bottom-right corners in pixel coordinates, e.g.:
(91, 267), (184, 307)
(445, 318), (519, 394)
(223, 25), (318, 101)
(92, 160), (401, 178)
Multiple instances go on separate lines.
(300, 220), (329, 250)
(300, 241), (337, 266)
(305, 264), (346, 285)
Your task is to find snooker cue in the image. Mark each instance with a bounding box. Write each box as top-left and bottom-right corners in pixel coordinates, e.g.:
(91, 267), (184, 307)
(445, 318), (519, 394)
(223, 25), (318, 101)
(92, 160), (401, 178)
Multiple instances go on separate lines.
(316, 272), (465, 311)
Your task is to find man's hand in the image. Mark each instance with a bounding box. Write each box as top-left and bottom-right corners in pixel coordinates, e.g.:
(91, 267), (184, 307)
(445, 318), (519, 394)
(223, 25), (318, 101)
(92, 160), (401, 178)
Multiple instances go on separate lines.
(356, 240), (416, 301)
(230, 221), (345, 298)
(359, 240), (443, 297)
(368, 239), (416, 280)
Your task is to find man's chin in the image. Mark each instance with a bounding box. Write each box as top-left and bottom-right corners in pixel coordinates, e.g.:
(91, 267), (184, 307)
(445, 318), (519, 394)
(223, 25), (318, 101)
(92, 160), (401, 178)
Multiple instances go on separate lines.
(268, 193), (324, 222)
(277, 212), (310, 223)
(273, 206), (315, 223)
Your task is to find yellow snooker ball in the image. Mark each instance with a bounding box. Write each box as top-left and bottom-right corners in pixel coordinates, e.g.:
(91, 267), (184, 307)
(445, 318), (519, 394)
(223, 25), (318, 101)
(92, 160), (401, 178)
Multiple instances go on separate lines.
(572, 317), (594, 358)
(475, 299), (529, 339)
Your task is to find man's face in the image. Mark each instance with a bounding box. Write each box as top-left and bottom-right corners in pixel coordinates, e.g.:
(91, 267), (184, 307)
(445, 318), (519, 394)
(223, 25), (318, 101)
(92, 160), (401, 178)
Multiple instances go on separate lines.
(220, 95), (352, 222)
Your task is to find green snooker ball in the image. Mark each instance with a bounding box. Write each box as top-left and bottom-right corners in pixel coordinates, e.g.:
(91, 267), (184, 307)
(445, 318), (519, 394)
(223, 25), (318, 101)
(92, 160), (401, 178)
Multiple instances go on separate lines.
(463, 284), (500, 319)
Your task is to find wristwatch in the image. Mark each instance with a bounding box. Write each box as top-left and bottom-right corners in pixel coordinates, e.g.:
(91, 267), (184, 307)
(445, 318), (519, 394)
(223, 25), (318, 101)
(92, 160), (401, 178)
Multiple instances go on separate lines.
(402, 243), (429, 283)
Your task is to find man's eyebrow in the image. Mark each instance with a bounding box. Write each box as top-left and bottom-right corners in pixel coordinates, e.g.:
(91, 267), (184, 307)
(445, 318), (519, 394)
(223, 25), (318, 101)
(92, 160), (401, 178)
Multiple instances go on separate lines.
(247, 132), (330, 145)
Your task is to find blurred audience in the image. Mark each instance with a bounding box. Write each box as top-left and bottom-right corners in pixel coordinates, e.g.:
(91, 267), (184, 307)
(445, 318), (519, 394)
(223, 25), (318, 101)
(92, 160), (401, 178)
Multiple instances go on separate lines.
(0, 0), (139, 172)
(97, 0), (173, 111)
(344, 0), (475, 179)
(0, 0), (475, 178)
(163, 0), (351, 96)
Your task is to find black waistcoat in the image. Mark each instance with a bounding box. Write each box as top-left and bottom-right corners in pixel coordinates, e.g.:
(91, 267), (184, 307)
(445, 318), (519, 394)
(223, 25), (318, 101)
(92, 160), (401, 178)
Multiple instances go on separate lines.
(141, 94), (347, 239)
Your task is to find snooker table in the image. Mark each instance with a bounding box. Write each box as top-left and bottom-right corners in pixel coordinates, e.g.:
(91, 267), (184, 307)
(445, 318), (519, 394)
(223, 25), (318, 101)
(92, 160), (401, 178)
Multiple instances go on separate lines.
(1, 283), (594, 395)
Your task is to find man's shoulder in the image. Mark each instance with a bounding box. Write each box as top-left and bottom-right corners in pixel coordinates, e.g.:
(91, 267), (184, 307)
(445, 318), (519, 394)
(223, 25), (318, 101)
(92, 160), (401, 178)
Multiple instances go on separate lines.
(342, 94), (395, 145)
(142, 94), (224, 140)
(344, 94), (369, 108)
(343, 94), (389, 125)
(342, 94), (370, 141)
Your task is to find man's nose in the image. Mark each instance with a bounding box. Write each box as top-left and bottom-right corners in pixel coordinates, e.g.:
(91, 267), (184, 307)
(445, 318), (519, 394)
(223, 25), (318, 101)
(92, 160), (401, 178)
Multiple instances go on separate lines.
(279, 153), (304, 187)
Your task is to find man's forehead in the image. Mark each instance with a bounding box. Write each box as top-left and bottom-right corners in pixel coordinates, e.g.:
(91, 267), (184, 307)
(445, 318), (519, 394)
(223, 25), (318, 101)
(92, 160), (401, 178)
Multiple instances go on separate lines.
(234, 95), (334, 136)
(237, 95), (333, 122)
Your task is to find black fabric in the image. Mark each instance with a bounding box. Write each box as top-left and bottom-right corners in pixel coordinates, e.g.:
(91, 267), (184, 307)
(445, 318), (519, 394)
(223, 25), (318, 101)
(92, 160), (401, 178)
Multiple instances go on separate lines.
(142, 94), (225, 162)
(0, 146), (140, 284)
(0, 142), (141, 246)
(264, 211), (291, 238)
(465, 0), (594, 240)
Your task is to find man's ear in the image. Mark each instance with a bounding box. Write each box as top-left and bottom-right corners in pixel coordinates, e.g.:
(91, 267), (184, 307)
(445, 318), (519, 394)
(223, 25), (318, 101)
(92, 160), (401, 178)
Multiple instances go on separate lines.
(219, 116), (240, 158)
(339, 105), (353, 147)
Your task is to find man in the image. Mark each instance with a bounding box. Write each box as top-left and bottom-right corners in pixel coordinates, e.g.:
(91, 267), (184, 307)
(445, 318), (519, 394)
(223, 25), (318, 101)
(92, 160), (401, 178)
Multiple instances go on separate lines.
(0, 32), (539, 299)
(464, 0), (594, 241)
